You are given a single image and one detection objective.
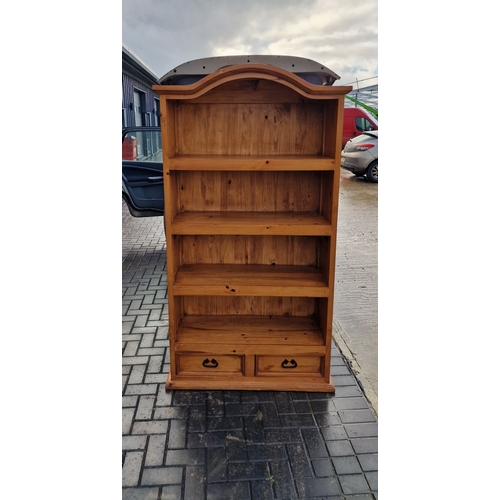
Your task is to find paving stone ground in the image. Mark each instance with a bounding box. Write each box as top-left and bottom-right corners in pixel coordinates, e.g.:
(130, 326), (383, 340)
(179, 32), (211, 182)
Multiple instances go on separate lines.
(122, 200), (378, 499)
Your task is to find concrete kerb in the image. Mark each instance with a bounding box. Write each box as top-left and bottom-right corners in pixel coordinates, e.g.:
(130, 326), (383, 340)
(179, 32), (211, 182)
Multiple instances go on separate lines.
(333, 319), (378, 418)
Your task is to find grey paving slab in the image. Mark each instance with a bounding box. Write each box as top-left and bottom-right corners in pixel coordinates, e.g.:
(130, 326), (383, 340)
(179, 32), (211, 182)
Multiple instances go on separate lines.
(122, 451), (144, 487)
(122, 200), (378, 499)
(145, 434), (167, 466)
(122, 487), (159, 500)
(141, 466), (183, 486)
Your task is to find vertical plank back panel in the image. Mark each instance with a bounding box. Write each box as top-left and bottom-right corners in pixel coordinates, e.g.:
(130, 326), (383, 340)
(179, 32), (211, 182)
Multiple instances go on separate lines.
(180, 235), (319, 266)
(177, 171), (322, 212)
(182, 295), (317, 317)
(175, 102), (324, 156)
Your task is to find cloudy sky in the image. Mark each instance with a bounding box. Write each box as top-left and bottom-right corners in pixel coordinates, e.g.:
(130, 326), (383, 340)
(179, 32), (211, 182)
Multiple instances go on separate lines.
(122, 0), (377, 88)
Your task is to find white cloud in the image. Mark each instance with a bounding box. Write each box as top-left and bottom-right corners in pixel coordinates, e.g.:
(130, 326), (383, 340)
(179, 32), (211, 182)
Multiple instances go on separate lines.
(123, 0), (377, 86)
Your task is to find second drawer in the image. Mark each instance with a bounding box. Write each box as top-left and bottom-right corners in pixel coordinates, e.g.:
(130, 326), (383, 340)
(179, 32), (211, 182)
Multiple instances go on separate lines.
(256, 355), (323, 376)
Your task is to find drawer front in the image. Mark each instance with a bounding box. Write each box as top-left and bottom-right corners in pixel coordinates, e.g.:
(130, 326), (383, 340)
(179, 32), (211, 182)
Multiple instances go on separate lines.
(177, 354), (243, 376)
(256, 355), (323, 376)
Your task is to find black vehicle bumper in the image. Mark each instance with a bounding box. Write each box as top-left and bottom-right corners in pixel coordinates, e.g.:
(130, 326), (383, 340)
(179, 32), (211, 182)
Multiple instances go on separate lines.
(341, 161), (366, 176)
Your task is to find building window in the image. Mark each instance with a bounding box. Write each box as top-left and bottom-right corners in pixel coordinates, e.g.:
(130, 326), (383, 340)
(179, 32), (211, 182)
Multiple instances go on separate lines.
(133, 89), (146, 126)
(122, 108), (127, 128)
(154, 99), (160, 126)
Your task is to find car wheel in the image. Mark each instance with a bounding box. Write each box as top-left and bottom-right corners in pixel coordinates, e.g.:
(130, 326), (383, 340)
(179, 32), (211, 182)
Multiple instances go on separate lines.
(366, 161), (378, 183)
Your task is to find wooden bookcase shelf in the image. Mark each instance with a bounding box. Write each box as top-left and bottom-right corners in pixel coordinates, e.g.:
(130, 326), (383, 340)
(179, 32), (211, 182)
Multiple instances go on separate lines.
(153, 64), (351, 392)
(168, 155), (337, 171)
(171, 211), (332, 236)
(176, 315), (325, 348)
(172, 264), (329, 297)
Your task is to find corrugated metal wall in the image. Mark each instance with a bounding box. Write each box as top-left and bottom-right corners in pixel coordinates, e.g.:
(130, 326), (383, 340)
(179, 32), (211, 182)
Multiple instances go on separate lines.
(122, 73), (160, 127)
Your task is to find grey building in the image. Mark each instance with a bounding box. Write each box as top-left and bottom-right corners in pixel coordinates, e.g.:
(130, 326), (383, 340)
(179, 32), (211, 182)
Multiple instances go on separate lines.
(122, 45), (160, 128)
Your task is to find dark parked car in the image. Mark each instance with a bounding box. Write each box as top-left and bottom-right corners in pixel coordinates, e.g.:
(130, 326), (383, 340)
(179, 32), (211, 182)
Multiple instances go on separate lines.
(122, 127), (164, 217)
(341, 130), (378, 183)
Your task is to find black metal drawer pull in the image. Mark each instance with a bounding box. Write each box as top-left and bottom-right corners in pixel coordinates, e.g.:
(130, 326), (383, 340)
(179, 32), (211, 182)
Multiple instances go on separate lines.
(202, 358), (219, 368)
(281, 359), (297, 369)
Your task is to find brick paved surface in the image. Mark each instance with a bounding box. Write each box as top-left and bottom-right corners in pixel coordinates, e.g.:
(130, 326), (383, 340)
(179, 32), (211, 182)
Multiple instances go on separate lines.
(122, 200), (378, 499)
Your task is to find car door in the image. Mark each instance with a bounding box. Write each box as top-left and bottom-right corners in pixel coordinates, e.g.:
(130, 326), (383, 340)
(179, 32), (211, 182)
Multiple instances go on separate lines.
(122, 127), (164, 216)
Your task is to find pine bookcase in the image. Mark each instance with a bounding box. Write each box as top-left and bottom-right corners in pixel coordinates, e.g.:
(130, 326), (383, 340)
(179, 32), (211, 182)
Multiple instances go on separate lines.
(153, 64), (351, 392)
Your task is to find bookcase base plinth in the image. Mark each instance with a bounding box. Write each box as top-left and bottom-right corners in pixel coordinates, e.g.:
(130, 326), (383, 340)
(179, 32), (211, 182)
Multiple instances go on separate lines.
(165, 372), (335, 393)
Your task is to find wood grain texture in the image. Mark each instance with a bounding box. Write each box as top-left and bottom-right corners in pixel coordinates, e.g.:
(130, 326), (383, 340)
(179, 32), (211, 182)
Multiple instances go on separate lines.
(175, 171), (325, 212)
(157, 63), (350, 391)
(175, 102), (324, 156)
(171, 211), (332, 235)
(177, 315), (324, 344)
(179, 235), (319, 266)
(181, 295), (319, 317)
(166, 372), (335, 392)
(168, 155), (336, 171)
(172, 264), (329, 297)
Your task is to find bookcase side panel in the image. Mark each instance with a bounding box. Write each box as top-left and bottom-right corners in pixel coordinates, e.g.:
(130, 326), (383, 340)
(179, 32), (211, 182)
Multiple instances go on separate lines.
(323, 100), (340, 159)
(317, 297), (333, 382)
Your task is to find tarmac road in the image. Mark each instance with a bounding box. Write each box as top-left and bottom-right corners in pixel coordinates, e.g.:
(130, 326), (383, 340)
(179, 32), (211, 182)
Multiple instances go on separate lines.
(334, 169), (378, 415)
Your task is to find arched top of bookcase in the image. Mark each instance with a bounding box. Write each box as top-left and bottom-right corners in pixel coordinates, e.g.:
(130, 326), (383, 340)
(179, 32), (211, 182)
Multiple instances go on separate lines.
(153, 64), (352, 101)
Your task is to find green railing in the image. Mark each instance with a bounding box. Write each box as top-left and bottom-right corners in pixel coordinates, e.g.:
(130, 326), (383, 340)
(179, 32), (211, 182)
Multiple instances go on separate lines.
(345, 95), (378, 119)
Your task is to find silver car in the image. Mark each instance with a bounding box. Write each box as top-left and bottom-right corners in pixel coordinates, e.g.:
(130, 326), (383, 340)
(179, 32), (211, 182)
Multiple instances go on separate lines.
(341, 130), (378, 183)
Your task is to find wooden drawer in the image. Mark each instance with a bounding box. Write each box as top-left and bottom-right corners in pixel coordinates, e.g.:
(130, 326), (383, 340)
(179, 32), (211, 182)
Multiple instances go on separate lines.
(256, 355), (323, 377)
(176, 354), (243, 376)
